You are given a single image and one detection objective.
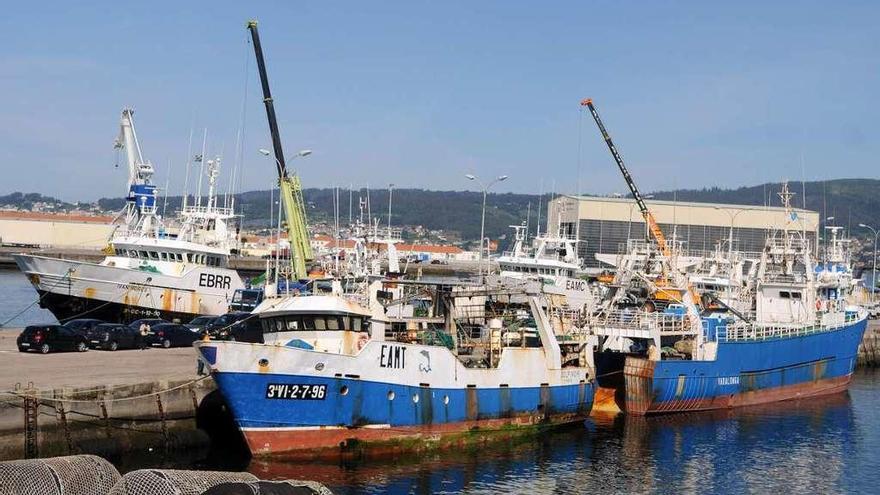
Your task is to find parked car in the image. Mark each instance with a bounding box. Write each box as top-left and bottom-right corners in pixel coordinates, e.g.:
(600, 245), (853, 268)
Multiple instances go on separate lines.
(204, 312), (250, 337)
(87, 323), (143, 351)
(148, 323), (201, 348)
(17, 325), (89, 354)
(202, 311), (263, 342)
(62, 318), (105, 336)
(186, 315), (217, 333)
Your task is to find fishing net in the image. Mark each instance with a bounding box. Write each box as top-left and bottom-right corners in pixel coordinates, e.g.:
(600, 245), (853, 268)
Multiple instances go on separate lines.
(201, 480), (334, 495)
(0, 455), (121, 495)
(107, 469), (259, 495)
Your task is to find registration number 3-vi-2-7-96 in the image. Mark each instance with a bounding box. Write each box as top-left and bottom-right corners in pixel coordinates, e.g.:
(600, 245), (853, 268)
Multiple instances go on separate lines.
(265, 383), (327, 400)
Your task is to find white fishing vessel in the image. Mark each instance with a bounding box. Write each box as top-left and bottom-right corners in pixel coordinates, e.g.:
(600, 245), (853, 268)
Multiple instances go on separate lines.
(14, 109), (245, 323)
(495, 224), (595, 310)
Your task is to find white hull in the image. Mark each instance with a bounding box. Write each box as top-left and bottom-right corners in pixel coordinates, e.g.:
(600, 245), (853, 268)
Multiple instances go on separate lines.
(14, 253), (244, 322)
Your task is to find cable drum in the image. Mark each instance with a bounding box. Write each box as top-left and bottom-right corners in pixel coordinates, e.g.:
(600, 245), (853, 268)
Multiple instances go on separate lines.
(107, 469), (259, 495)
(0, 455), (121, 495)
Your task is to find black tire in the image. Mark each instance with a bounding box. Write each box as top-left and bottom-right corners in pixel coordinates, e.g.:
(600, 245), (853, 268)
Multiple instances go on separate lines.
(76, 341), (88, 352)
(162, 339), (172, 349)
(18, 347), (27, 353)
(227, 336), (236, 342)
(40, 343), (50, 354)
(109, 341), (119, 351)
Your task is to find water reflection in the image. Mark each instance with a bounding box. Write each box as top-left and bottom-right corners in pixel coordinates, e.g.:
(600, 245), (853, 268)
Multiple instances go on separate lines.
(243, 391), (859, 494)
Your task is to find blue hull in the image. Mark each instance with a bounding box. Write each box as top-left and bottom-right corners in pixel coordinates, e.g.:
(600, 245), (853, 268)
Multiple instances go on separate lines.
(625, 317), (868, 414)
(215, 372), (594, 428)
(211, 371), (594, 456)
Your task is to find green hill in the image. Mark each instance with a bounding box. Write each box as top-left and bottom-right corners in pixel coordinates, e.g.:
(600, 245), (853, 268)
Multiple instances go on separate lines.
(648, 179), (880, 232)
(6, 178), (880, 243)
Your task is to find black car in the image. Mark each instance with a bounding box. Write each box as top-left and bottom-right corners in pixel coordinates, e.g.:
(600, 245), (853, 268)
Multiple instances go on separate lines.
(17, 325), (89, 354)
(204, 312), (250, 337)
(186, 315), (217, 333)
(87, 323), (143, 351)
(149, 323), (200, 348)
(219, 316), (264, 343)
(62, 318), (105, 336)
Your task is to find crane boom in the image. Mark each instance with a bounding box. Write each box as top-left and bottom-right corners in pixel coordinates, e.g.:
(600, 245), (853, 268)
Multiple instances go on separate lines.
(247, 20), (314, 280)
(582, 98), (705, 349)
(581, 98), (670, 258)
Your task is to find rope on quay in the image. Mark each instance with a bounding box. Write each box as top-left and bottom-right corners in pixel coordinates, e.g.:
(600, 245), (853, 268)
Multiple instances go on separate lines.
(0, 375), (212, 405)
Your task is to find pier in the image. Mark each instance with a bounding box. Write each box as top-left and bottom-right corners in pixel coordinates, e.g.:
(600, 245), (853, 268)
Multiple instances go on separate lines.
(0, 331), (218, 461)
(858, 320), (880, 367)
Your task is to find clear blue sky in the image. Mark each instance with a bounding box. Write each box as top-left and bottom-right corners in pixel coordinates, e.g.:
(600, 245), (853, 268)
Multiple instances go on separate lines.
(1, 1), (878, 202)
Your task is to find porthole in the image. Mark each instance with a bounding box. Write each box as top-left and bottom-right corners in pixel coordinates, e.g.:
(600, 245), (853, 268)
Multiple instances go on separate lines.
(412, 394), (419, 403)
(340, 385), (349, 396)
(387, 391), (395, 401)
(258, 359), (269, 367)
(443, 395), (450, 405)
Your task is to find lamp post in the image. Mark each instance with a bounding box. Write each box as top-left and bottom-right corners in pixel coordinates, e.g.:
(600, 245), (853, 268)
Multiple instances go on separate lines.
(714, 207), (745, 257)
(259, 148), (312, 286)
(859, 223), (879, 305)
(466, 173), (508, 276)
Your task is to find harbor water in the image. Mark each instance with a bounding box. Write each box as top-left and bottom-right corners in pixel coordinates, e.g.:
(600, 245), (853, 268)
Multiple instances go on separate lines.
(116, 371), (880, 494)
(0, 269), (57, 327)
(2, 269), (880, 493)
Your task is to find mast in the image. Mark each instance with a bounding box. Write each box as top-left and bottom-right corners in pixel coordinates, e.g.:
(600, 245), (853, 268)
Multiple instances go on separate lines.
(247, 20), (314, 280)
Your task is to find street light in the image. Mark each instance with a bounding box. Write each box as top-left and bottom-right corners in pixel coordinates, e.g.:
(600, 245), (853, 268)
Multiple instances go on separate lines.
(259, 148), (312, 286)
(859, 223), (879, 305)
(466, 173), (509, 277)
(714, 207), (746, 257)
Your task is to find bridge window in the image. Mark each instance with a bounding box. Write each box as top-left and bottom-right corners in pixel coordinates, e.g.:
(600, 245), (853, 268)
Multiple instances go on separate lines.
(780, 291), (791, 299)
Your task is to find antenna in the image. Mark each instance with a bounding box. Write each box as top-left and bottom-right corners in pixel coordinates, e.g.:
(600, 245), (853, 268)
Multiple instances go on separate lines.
(196, 129), (207, 208)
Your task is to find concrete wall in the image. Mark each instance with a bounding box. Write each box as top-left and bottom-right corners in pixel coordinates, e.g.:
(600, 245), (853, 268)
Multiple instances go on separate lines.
(0, 378), (217, 461)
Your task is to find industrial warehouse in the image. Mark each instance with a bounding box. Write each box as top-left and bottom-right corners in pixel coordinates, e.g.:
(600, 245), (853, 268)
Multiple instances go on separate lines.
(547, 194), (820, 270)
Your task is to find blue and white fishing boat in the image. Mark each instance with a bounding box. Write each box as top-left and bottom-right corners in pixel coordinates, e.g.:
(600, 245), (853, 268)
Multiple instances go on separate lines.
(595, 185), (868, 414)
(196, 280), (596, 457)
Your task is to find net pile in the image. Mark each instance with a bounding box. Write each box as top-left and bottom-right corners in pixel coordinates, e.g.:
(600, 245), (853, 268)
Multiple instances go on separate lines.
(202, 480), (334, 495)
(0, 455), (121, 495)
(107, 469), (259, 495)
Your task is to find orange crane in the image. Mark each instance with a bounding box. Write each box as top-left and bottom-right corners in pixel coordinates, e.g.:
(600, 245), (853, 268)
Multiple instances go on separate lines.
(581, 98), (670, 258)
(582, 98), (705, 340)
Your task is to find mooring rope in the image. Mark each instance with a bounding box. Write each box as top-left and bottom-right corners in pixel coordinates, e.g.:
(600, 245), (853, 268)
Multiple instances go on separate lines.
(0, 268), (76, 328)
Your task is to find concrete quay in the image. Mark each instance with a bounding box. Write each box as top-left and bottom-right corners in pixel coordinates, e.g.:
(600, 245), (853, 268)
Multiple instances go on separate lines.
(0, 330), (220, 461)
(858, 320), (880, 367)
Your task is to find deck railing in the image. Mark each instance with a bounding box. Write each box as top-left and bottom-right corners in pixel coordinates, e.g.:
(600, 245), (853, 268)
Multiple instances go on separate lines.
(589, 310), (692, 334)
(715, 312), (861, 342)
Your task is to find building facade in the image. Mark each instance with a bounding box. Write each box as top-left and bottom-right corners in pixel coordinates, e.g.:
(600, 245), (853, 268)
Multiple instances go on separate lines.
(0, 211), (115, 249)
(546, 195), (820, 270)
